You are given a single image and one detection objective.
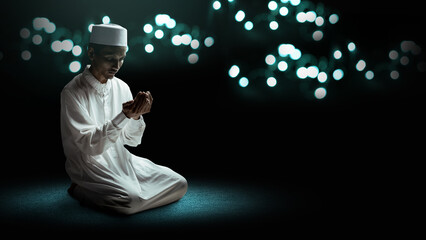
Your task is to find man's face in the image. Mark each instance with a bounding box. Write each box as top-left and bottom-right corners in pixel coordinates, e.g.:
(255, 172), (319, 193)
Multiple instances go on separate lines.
(89, 45), (127, 81)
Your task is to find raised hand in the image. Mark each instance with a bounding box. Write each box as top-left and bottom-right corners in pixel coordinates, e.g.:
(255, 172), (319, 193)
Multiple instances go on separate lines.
(122, 91), (153, 120)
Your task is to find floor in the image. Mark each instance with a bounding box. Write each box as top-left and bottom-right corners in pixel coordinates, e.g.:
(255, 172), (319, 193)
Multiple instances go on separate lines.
(0, 176), (326, 237)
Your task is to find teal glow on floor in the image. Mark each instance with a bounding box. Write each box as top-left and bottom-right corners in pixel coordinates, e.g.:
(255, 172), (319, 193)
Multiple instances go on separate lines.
(0, 177), (316, 232)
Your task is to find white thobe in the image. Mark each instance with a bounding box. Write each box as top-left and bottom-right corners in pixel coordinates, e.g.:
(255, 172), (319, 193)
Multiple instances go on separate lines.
(60, 66), (187, 214)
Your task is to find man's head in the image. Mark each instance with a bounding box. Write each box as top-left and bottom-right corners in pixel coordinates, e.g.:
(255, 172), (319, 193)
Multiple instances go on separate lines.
(88, 24), (127, 83)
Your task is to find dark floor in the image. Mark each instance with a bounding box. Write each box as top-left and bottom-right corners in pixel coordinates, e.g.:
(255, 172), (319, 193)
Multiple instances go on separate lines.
(0, 175), (325, 236)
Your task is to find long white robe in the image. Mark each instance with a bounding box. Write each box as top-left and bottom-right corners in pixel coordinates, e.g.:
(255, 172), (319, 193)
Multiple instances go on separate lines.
(60, 66), (186, 214)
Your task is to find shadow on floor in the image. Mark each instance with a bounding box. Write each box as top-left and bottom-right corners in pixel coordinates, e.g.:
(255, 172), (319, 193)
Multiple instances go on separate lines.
(0, 176), (324, 236)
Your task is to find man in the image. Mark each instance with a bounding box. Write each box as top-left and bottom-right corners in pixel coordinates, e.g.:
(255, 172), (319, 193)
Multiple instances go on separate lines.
(61, 23), (187, 215)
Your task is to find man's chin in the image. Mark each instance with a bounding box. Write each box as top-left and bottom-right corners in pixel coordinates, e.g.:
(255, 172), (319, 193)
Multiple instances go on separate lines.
(106, 73), (116, 79)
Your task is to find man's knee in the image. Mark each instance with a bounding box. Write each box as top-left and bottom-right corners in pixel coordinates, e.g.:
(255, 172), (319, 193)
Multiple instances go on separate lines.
(174, 175), (188, 200)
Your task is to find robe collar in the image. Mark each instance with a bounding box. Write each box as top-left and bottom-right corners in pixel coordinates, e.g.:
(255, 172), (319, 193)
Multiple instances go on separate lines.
(83, 65), (112, 96)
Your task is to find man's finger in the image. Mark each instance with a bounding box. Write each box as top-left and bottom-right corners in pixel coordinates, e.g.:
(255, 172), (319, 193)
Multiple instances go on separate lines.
(147, 91), (153, 103)
(123, 100), (134, 107)
(136, 96), (147, 113)
(132, 92), (144, 110)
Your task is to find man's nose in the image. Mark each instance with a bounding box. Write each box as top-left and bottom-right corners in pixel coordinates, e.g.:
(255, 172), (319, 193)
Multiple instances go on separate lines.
(112, 60), (120, 69)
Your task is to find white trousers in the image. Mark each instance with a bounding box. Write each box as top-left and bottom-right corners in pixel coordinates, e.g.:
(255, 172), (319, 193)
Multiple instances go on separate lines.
(70, 174), (187, 215)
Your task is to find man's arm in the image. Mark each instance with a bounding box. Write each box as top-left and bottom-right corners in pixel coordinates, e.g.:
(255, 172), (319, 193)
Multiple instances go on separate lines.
(120, 91), (153, 147)
(61, 89), (130, 155)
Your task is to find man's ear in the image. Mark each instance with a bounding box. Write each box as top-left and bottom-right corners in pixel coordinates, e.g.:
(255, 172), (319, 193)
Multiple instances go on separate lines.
(88, 47), (95, 61)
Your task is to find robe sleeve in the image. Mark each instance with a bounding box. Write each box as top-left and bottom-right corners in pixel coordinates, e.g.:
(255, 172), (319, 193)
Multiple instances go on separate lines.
(121, 117), (146, 147)
(119, 86), (146, 147)
(61, 89), (130, 156)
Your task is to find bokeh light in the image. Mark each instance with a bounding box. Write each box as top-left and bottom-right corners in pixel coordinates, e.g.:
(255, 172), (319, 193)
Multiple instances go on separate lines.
(229, 65), (240, 78)
(69, 61), (81, 73)
(266, 77), (277, 87)
(314, 87), (327, 99)
(332, 69), (344, 80)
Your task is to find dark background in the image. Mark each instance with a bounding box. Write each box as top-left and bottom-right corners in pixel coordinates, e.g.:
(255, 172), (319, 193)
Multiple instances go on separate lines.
(0, 0), (424, 235)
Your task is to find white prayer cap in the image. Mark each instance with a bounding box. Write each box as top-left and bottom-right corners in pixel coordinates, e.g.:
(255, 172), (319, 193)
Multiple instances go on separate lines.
(89, 24), (127, 47)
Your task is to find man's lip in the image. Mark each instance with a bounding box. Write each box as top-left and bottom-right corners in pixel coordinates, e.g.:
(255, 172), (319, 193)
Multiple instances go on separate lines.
(108, 70), (117, 74)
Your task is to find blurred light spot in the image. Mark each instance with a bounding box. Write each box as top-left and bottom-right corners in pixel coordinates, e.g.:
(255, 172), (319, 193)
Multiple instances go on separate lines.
(333, 69), (344, 80)
(290, 0), (301, 6)
(389, 50), (399, 60)
(279, 7), (289, 16)
(51, 40), (62, 52)
(268, 1), (278, 11)
(213, 1), (221, 10)
(235, 10), (245, 22)
(165, 18), (176, 29)
(400, 40), (415, 53)
(181, 34), (192, 45)
(348, 42), (356, 52)
(32, 34), (42, 45)
(171, 35), (182, 46)
(315, 16), (324, 26)
(190, 39), (200, 49)
(20, 28), (30, 39)
(333, 50), (342, 59)
(411, 44), (422, 55)
(365, 70), (374, 80)
(296, 67), (308, 79)
(289, 48), (301, 60)
(390, 70), (399, 80)
(102, 16), (110, 24)
(143, 24), (153, 34)
(145, 44), (154, 53)
(269, 21), (279, 30)
(204, 37), (214, 47)
(72, 45), (82, 56)
(296, 12), (306, 23)
(239, 77), (249, 87)
(154, 29), (164, 39)
(356, 60), (366, 71)
(307, 66), (319, 78)
(314, 87), (327, 99)
(278, 61), (288, 71)
(44, 22), (56, 33)
(229, 65), (240, 78)
(329, 14), (339, 24)
(265, 54), (276, 65)
(188, 53), (199, 64)
(278, 43), (295, 57)
(400, 56), (409, 65)
(88, 23), (94, 32)
(317, 72), (327, 83)
(244, 21), (254, 31)
(69, 61), (81, 73)
(267, 77), (277, 87)
(62, 39), (74, 52)
(155, 14), (171, 26)
(312, 30), (323, 41)
(21, 50), (31, 61)
(33, 17), (49, 31)
(306, 11), (317, 22)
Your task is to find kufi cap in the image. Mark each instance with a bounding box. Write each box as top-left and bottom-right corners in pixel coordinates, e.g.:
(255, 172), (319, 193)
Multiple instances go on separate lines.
(89, 24), (127, 47)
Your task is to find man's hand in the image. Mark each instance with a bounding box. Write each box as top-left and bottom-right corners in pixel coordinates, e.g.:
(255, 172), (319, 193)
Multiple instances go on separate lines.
(122, 91), (153, 120)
